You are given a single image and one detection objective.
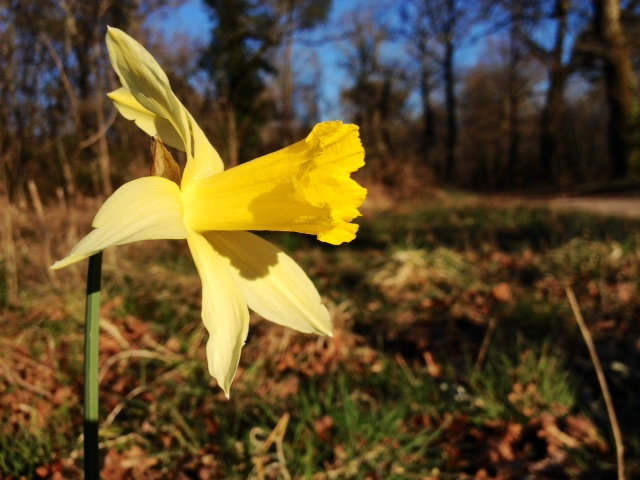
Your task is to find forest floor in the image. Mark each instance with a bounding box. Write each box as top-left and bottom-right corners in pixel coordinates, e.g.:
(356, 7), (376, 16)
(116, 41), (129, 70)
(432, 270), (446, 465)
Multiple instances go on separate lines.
(2, 188), (640, 479)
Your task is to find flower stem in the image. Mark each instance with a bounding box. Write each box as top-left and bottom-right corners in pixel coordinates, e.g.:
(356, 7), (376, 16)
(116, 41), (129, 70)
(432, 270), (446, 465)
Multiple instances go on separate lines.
(84, 252), (102, 479)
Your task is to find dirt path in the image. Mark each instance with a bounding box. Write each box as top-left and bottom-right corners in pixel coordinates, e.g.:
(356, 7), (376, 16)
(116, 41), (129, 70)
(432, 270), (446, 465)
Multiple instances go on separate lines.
(363, 184), (640, 219)
(543, 195), (640, 219)
(476, 192), (640, 219)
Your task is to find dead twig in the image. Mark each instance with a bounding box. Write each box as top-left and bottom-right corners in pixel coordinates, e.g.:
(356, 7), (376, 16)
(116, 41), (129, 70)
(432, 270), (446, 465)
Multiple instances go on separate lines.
(475, 316), (499, 371)
(249, 412), (292, 480)
(566, 287), (625, 480)
(99, 317), (131, 350)
(0, 357), (53, 399)
(99, 349), (179, 384)
(27, 179), (55, 284)
(2, 193), (18, 304)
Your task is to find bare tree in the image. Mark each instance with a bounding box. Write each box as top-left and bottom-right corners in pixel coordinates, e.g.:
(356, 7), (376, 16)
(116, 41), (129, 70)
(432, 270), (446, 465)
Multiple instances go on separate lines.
(538, 0), (572, 182)
(399, 1), (438, 169)
(341, 13), (410, 182)
(265, 0), (332, 145)
(503, 9), (527, 184)
(0, 0), (176, 204)
(200, 0), (278, 166)
(403, 0), (493, 183)
(592, 0), (640, 178)
(458, 37), (540, 189)
(0, 1), (64, 203)
(503, 0), (584, 183)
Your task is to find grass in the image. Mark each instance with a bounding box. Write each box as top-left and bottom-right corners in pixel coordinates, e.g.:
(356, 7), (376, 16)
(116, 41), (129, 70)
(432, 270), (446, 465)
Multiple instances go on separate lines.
(470, 336), (577, 420)
(1, 194), (640, 478)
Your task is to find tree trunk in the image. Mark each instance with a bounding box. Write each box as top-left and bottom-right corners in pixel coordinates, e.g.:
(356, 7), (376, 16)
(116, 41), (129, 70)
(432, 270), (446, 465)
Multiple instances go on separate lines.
(443, 39), (457, 182)
(226, 102), (240, 168)
(540, 68), (567, 182)
(539, 0), (569, 184)
(281, 35), (294, 146)
(593, 0), (640, 179)
(505, 18), (524, 186)
(56, 139), (77, 199)
(419, 61), (436, 167)
(95, 63), (113, 197)
(506, 79), (520, 187)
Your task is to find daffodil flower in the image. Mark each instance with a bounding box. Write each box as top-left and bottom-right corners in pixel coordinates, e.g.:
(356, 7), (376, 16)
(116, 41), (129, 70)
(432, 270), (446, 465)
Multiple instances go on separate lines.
(52, 27), (366, 396)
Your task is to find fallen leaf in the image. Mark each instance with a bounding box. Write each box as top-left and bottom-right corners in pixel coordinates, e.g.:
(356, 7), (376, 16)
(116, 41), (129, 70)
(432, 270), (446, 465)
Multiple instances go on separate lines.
(315, 415), (335, 442)
(424, 351), (443, 378)
(492, 283), (513, 303)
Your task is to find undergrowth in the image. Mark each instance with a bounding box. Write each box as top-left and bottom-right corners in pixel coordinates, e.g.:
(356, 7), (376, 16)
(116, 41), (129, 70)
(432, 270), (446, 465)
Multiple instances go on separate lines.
(1, 196), (639, 478)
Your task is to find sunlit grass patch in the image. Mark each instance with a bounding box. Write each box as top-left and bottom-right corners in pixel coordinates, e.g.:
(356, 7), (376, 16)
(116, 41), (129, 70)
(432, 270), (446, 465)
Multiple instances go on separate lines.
(0, 408), (77, 478)
(471, 337), (577, 421)
(541, 237), (636, 282)
(357, 200), (640, 251)
(287, 370), (444, 478)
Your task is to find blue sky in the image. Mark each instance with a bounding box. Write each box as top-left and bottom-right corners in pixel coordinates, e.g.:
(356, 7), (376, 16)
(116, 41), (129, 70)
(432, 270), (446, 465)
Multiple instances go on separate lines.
(146, 0), (210, 45)
(146, 0), (357, 48)
(144, 0), (496, 120)
(146, 0), (358, 119)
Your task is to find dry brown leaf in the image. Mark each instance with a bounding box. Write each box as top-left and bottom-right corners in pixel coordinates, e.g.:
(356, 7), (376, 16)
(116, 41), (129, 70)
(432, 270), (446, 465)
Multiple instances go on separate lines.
(423, 351), (443, 378)
(101, 449), (127, 480)
(121, 445), (159, 471)
(314, 415), (335, 443)
(125, 316), (151, 339)
(35, 466), (50, 477)
(617, 282), (635, 303)
(276, 352), (297, 373)
(586, 280), (599, 298)
(483, 420), (523, 463)
(165, 336), (182, 352)
(492, 283), (513, 303)
(100, 296), (124, 316)
(564, 414), (608, 452)
(52, 386), (75, 406)
(535, 413), (579, 458)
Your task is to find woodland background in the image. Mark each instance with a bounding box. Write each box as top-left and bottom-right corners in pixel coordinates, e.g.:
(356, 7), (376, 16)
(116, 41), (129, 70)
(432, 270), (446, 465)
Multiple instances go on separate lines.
(4, 0), (640, 202)
(3, 0), (640, 478)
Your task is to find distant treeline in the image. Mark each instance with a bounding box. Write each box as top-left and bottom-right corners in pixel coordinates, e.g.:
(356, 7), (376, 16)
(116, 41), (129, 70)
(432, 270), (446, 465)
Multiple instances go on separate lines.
(2, 0), (640, 203)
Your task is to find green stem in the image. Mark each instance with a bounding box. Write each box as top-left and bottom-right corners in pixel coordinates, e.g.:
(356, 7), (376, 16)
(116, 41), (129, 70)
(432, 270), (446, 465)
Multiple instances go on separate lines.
(84, 252), (102, 479)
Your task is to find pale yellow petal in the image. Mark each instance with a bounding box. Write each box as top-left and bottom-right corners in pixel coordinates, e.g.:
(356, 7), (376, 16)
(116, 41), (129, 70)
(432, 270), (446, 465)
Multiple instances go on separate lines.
(108, 87), (184, 151)
(106, 27), (191, 156)
(106, 27), (223, 185)
(51, 177), (187, 269)
(206, 231), (332, 335)
(187, 232), (249, 397)
(183, 121), (367, 244)
(183, 111), (225, 184)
